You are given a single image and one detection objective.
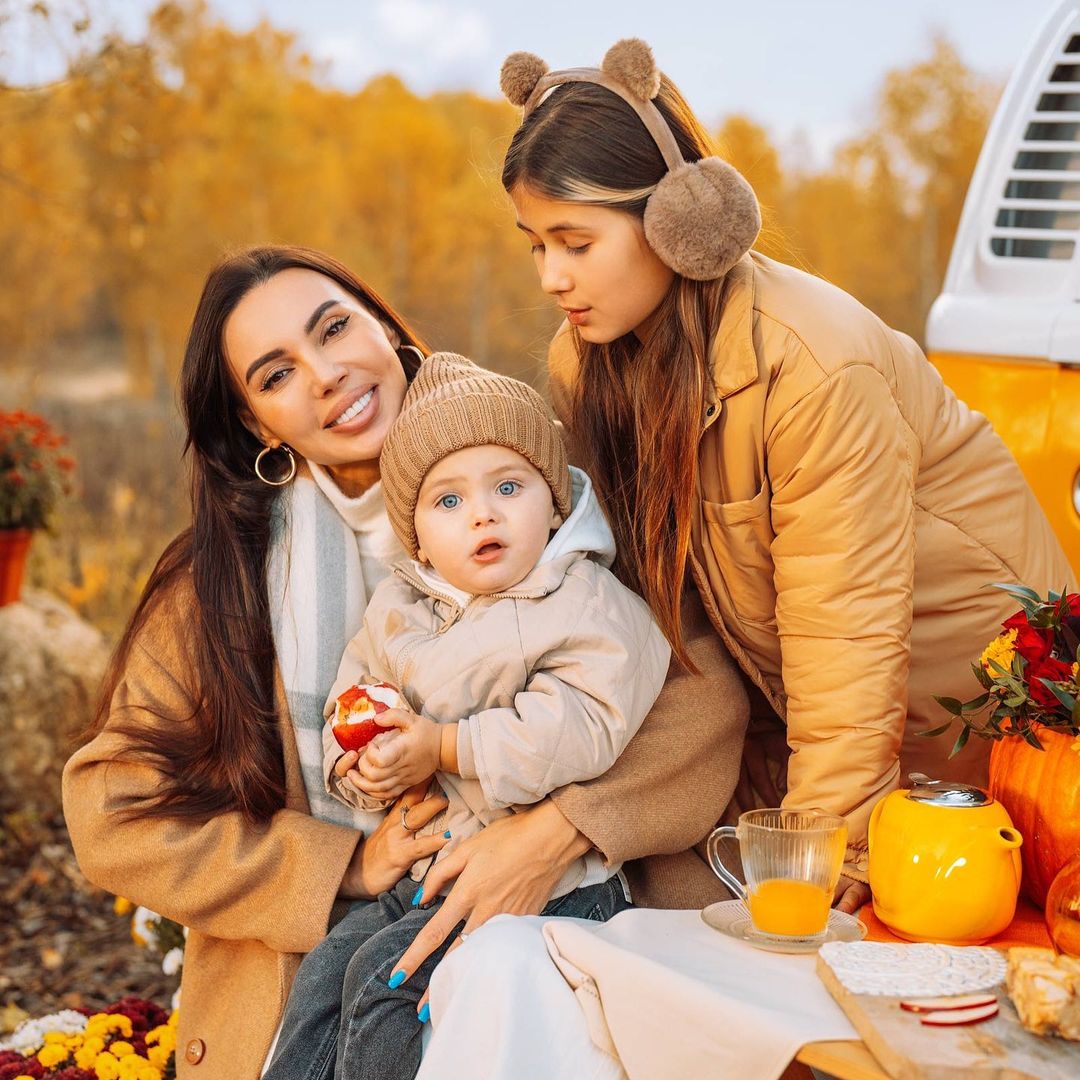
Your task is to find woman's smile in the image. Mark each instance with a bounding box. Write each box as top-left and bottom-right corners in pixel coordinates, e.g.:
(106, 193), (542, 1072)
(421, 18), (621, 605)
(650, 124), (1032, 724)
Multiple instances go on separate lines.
(325, 385), (377, 431)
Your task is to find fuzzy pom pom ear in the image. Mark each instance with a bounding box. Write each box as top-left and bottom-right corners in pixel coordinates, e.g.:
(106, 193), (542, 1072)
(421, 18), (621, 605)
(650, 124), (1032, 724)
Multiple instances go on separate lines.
(500, 52), (549, 107)
(601, 38), (661, 101)
(644, 158), (761, 280)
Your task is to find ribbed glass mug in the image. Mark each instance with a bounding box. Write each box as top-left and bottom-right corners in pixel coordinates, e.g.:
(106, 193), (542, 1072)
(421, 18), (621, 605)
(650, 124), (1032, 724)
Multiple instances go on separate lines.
(707, 809), (848, 944)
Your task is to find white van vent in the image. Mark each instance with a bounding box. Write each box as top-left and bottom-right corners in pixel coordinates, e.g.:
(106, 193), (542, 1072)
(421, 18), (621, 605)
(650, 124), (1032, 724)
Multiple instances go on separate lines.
(993, 22), (1080, 261)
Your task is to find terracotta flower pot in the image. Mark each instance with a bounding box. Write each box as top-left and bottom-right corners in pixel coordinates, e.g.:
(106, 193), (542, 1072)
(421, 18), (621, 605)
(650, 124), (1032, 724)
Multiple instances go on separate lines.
(0, 527), (32, 606)
(990, 725), (1080, 908)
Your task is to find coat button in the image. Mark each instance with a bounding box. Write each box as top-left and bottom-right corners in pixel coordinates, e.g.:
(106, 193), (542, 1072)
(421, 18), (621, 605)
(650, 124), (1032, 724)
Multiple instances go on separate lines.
(185, 1038), (206, 1065)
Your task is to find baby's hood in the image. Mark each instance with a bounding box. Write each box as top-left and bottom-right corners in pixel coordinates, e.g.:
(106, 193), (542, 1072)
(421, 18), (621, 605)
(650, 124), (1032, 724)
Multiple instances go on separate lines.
(538, 467), (615, 569)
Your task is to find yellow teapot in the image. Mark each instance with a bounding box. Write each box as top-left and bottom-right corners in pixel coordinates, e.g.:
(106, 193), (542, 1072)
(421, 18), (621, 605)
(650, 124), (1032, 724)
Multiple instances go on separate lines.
(868, 773), (1023, 944)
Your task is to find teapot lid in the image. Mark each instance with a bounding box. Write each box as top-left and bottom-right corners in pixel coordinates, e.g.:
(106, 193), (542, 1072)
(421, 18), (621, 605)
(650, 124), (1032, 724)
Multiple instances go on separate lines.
(905, 772), (992, 807)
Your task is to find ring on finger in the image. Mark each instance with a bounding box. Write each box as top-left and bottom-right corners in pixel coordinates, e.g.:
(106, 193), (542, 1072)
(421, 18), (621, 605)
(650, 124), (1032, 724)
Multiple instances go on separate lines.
(458, 931), (470, 943)
(400, 803), (421, 834)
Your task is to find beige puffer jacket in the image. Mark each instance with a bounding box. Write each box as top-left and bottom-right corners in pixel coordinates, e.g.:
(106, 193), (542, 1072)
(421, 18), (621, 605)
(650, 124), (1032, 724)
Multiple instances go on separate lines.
(323, 467), (671, 898)
(550, 252), (1076, 879)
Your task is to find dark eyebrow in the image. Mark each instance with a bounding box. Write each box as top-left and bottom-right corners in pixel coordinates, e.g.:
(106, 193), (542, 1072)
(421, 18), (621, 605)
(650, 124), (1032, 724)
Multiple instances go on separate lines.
(305, 299), (339, 334)
(515, 221), (589, 235)
(245, 348), (285, 385)
(243, 300), (341, 385)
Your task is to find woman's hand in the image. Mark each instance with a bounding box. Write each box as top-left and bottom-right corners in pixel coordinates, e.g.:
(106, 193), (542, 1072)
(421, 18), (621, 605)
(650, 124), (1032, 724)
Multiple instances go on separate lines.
(391, 799), (591, 1013)
(339, 782), (450, 901)
(833, 875), (871, 915)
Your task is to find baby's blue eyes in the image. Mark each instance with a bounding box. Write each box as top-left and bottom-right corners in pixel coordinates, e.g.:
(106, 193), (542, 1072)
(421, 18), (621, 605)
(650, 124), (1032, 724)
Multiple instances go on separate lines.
(434, 481), (520, 509)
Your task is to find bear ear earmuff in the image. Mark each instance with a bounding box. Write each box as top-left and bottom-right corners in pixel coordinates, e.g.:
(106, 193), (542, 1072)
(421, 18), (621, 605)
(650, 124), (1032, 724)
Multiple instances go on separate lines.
(645, 159), (762, 281)
(601, 38), (661, 101)
(503, 38), (762, 281)
(500, 51), (549, 107)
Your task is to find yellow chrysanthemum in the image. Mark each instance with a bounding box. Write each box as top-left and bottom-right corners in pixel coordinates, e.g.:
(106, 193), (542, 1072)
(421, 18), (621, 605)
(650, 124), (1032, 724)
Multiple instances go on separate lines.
(117, 1055), (148, 1080)
(43, 1031), (70, 1045)
(110, 1040), (136, 1058)
(15, 1073), (38, 1080)
(1073, 662), (1079, 678)
(147, 1044), (170, 1069)
(77, 1043), (102, 1069)
(980, 628), (1018, 674)
(95, 1050), (121, 1080)
(86, 1014), (131, 1039)
(37, 1043), (69, 1067)
(113, 896), (133, 916)
(138, 1067), (162, 1080)
(150, 1026), (176, 1054)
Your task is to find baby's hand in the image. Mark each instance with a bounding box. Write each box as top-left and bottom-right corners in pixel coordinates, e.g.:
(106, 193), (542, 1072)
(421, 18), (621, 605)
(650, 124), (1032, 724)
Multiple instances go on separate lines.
(352, 709), (443, 799)
(333, 749), (384, 801)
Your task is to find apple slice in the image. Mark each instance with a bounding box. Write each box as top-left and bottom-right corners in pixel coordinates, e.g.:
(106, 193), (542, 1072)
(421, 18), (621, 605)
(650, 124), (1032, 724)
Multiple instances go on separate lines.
(899, 993), (997, 1013)
(919, 1002), (999, 1027)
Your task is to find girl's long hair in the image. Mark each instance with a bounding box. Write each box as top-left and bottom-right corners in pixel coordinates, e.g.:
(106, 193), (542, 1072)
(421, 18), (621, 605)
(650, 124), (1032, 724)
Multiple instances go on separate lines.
(92, 246), (426, 823)
(503, 79), (727, 669)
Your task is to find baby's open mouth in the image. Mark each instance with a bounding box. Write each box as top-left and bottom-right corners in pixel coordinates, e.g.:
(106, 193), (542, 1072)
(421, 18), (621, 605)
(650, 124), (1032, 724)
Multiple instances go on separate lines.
(473, 541), (503, 558)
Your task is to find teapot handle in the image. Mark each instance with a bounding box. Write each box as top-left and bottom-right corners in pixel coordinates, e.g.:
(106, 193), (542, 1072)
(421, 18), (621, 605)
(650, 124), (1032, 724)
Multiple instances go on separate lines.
(706, 825), (748, 901)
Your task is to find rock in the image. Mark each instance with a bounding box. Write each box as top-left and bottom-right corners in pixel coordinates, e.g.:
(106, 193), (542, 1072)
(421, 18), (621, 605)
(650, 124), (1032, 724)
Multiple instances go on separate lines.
(0, 590), (110, 814)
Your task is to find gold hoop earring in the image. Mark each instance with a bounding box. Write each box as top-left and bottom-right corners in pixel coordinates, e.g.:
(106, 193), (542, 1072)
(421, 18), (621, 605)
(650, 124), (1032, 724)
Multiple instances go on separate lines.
(254, 444), (297, 486)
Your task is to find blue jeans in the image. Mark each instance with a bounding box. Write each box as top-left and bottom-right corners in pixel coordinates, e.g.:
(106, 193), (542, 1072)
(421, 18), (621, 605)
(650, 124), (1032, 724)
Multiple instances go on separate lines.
(263, 873), (632, 1080)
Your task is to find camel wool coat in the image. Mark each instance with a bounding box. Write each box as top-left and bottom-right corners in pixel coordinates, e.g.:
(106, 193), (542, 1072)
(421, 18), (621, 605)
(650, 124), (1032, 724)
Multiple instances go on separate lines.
(62, 575), (746, 1079)
(549, 251), (1075, 879)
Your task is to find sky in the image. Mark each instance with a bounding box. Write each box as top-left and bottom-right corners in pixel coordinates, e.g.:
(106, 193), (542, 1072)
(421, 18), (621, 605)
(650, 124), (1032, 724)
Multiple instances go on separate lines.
(2, 0), (1067, 163)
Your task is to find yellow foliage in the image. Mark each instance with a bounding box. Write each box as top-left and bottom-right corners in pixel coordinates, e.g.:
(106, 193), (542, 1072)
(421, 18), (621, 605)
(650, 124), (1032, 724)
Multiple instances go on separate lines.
(6, 2), (998, 640)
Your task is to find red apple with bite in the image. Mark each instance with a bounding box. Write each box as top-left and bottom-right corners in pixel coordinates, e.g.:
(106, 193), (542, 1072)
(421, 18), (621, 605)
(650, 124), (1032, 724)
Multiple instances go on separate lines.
(332, 682), (406, 753)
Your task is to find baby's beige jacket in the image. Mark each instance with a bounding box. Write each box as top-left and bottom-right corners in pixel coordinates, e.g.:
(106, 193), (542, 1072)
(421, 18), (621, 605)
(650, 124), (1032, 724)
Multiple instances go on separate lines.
(323, 468), (671, 897)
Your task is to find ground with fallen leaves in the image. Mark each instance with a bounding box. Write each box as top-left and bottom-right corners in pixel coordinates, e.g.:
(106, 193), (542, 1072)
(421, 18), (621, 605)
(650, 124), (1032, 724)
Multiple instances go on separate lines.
(0, 799), (175, 1036)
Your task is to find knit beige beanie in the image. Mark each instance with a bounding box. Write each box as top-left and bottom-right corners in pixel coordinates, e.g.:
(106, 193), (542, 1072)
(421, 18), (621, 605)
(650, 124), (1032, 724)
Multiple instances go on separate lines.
(380, 352), (573, 559)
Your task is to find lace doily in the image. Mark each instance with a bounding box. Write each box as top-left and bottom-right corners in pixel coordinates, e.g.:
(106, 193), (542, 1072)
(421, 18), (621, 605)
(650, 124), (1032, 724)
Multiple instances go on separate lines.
(818, 940), (1007, 997)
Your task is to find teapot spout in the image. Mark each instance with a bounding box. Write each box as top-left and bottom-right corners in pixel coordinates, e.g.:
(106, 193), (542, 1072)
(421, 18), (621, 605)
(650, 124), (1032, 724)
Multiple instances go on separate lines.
(995, 826), (1023, 850)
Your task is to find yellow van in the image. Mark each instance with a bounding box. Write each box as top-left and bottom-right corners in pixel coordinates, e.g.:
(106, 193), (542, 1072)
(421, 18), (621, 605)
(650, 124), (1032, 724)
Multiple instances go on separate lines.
(927, 0), (1080, 570)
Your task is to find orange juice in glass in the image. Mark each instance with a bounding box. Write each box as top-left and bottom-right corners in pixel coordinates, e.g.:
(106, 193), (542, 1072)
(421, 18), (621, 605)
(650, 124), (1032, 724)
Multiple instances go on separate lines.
(707, 809), (847, 945)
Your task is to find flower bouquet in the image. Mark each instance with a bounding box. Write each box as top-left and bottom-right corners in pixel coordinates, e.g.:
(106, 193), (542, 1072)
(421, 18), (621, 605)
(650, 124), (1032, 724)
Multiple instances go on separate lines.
(0, 411), (75, 532)
(928, 583), (1080, 907)
(0, 410), (76, 604)
(926, 584), (1080, 753)
(0, 998), (175, 1080)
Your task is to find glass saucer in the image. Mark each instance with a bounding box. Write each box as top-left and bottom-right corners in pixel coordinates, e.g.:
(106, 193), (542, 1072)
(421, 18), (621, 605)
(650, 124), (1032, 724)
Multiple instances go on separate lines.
(700, 899), (867, 954)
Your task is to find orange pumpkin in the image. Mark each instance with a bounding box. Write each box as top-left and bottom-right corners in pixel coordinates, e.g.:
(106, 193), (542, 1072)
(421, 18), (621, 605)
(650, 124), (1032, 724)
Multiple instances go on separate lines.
(989, 725), (1080, 909)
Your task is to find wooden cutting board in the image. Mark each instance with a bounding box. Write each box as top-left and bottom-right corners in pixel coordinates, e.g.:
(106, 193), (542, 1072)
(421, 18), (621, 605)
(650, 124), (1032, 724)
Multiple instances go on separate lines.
(816, 954), (1080, 1079)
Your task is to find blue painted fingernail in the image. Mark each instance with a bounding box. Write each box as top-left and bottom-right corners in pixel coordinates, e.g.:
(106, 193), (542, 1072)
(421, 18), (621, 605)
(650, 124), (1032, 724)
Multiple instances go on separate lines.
(417, 1002), (431, 1023)
(411, 888), (423, 907)
(388, 969), (406, 989)
(443, 830), (452, 838)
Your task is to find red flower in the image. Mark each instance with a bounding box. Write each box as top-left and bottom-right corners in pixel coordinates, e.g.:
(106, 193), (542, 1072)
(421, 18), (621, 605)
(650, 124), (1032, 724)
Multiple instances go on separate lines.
(0, 1054), (45, 1078)
(1062, 592), (1080, 616)
(1027, 655), (1073, 709)
(1003, 610), (1053, 664)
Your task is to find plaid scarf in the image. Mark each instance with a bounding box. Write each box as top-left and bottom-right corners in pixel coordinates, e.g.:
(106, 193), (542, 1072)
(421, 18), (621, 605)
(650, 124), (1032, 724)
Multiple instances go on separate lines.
(267, 464), (400, 833)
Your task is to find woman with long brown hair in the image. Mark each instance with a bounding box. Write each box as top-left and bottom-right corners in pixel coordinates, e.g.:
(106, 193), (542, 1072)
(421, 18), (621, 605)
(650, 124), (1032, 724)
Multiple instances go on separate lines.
(498, 38), (1074, 911)
(62, 244), (748, 1079)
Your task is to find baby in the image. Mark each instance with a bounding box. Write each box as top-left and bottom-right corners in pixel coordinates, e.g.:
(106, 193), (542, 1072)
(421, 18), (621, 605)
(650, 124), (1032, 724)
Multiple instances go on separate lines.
(267, 352), (670, 1080)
